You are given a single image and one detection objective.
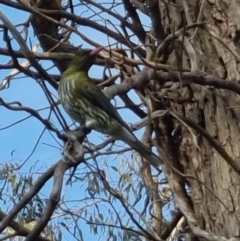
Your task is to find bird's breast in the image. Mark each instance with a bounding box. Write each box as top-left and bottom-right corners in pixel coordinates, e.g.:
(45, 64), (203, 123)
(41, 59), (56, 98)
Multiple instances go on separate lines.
(58, 76), (115, 133)
(58, 77), (86, 124)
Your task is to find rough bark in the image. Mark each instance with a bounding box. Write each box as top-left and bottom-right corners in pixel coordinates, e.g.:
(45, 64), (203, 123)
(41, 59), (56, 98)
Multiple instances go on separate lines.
(154, 0), (240, 239)
(2, 0), (240, 240)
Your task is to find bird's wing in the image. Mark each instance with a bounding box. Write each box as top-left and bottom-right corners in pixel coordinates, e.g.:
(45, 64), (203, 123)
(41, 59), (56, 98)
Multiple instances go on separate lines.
(79, 76), (132, 132)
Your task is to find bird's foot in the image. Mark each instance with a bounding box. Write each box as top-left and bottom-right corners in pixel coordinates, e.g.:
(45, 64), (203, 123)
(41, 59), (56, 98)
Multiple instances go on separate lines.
(64, 126), (91, 143)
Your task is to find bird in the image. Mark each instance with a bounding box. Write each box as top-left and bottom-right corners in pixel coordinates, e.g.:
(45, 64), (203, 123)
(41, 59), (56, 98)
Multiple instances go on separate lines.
(58, 47), (163, 167)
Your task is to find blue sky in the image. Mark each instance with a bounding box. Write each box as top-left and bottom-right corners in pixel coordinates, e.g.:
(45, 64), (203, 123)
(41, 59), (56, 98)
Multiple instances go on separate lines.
(0, 2), (171, 240)
(0, 2), (146, 165)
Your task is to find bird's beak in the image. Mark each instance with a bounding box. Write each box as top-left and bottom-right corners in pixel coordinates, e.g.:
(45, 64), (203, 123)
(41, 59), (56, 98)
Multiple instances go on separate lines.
(90, 46), (104, 56)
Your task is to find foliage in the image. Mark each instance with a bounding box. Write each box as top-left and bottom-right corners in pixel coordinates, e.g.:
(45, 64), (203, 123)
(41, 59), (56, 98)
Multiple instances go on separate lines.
(1, 1), (240, 241)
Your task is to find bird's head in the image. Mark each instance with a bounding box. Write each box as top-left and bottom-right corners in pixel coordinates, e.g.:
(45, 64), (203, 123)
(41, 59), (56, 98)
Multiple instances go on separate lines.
(69, 47), (103, 72)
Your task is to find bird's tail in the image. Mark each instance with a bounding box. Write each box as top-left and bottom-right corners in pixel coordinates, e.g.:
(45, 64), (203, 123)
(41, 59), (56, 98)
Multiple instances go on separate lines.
(117, 127), (163, 167)
(130, 138), (163, 167)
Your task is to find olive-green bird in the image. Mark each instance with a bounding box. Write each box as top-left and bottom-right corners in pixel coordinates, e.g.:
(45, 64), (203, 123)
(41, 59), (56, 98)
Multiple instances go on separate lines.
(58, 47), (163, 167)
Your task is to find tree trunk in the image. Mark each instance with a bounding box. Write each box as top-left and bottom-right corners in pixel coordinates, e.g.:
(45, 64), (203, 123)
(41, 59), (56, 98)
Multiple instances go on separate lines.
(2, 0), (240, 240)
(154, 0), (240, 239)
